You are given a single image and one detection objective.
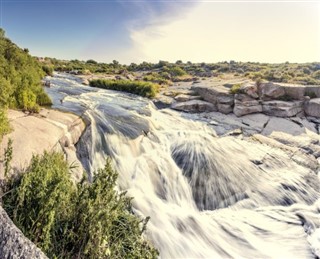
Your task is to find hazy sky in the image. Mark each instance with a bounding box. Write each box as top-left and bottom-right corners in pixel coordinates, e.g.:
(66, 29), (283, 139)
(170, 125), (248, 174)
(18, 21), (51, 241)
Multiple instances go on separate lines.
(1, 0), (319, 64)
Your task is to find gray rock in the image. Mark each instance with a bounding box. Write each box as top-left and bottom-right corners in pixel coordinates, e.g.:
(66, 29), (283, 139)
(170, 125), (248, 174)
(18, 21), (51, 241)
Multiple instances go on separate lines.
(262, 100), (303, 117)
(260, 82), (285, 100)
(174, 94), (191, 102)
(81, 78), (90, 85)
(0, 206), (47, 258)
(234, 104), (262, 117)
(305, 98), (320, 117)
(217, 103), (233, 114)
(241, 113), (270, 132)
(262, 117), (305, 136)
(216, 95), (234, 105)
(233, 97), (262, 117)
(171, 100), (217, 113)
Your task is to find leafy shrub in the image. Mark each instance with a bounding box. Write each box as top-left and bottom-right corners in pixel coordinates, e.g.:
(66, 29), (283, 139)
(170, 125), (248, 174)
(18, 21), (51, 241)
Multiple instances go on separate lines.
(42, 65), (54, 76)
(90, 79), (159, 98)
(3, 152), (158, 258)
(278, 94), (294, 101)
(0, 109), (11, 141)
(229, 84), (243, 94)
(0, 29), (52, 112)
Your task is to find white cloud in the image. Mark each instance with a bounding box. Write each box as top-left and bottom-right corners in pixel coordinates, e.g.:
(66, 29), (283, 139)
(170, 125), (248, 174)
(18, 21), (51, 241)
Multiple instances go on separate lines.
(127, 2), (320, 63)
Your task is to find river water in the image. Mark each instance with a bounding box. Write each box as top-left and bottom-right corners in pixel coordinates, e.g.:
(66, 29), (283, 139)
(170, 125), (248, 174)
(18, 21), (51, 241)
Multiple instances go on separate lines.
(46, 73), (320, 258)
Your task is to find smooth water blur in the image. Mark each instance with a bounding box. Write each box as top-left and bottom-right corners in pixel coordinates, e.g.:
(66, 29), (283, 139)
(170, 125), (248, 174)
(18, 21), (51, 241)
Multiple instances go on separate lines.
(46, 73), (320, 258)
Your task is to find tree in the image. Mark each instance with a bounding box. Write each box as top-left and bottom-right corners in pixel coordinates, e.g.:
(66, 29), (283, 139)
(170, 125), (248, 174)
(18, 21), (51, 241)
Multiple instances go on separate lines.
(0, 28), (5, 38)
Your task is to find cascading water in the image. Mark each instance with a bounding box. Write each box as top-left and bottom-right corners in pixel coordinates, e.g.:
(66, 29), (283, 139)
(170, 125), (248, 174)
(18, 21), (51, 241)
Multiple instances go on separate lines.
(46, 73), (320, 258)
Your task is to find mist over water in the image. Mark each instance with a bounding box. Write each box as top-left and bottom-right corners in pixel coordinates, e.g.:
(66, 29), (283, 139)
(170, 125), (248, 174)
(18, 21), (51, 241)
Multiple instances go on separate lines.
(47, 73), (320, 258)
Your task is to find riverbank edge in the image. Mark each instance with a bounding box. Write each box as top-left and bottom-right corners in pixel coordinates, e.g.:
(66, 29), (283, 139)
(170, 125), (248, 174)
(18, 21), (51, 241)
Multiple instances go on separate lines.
(0, 108), (86, 258)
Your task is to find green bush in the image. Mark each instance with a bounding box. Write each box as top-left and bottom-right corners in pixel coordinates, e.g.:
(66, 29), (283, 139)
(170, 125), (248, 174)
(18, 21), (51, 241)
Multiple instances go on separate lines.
(42, 65), (54, 76)
(0, 109), (11, 141)
(3, 152), (158, 258)
(229, 84), (243, 94)
(90, 79), (159, 98)
(0, 28), (52, 112)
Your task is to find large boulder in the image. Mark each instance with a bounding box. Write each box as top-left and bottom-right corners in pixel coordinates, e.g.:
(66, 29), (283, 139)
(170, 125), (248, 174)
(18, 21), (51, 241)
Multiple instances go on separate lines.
(171, 100), (217, 113)
(260, 82), (285, 100)
(262, 100), (303, 117)
(233, 94), (262, 117)
(304, 98), (320, 117)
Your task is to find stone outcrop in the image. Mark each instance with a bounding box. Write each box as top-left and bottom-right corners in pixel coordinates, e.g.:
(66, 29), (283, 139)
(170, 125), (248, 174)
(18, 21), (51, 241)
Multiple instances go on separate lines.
(188, 79), (320, 118)
(304, 98), (320, 117)
(191, 83), (234, 114)
(262, 100), (303, 117)
(0, 206), (48, 258)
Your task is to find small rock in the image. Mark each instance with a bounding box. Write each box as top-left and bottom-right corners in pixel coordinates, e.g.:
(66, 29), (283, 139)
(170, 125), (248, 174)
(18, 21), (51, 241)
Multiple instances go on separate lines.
(171, 100), (217, 113)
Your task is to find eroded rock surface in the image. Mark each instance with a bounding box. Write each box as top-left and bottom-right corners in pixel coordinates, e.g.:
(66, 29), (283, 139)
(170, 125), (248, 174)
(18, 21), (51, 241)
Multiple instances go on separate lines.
(0, 109), (85, 181)
(0, 206), (47, 259)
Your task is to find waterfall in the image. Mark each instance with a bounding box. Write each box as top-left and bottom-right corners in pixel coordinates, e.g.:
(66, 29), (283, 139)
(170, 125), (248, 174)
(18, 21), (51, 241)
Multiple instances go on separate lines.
(46, 73), (320, 258)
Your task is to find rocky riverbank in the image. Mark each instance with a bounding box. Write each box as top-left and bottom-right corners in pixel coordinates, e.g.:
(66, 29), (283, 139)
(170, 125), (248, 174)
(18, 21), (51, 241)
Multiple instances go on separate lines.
(156, 78), (320, 119)
(0, 108), (85, 258)
(0, 109), (85, 181)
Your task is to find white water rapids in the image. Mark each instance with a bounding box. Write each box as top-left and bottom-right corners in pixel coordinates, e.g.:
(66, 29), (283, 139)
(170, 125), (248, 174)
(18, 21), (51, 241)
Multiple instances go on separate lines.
(46, 73), (320, 258)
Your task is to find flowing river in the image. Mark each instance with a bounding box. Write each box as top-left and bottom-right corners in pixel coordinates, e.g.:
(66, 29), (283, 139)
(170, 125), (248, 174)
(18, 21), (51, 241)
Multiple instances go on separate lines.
(46, 73), (320, 258)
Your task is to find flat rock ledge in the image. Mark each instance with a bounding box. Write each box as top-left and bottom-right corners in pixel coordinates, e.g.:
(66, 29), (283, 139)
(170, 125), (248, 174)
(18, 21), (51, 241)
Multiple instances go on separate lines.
(0, 206), (48, 259)
(0, 109), (86, 181)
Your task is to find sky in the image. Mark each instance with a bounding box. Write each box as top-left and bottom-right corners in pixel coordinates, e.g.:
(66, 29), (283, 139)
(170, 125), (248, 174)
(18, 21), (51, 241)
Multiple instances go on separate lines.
(0, 0), (319, 64)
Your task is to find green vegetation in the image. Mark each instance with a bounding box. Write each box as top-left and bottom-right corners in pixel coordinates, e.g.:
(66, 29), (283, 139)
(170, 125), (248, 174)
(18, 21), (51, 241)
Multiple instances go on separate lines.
(305, 91), (317, 99)
(0, 28), (51, 111)
(46, 57), (320, 87)
(2, 152), (158, 258)
(0, 109), (11, 141)
(278, 94), (294, 102)
(229, 84), (243, 94)
(0, 28), (52, 141)
(90, 79), (159, 98)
